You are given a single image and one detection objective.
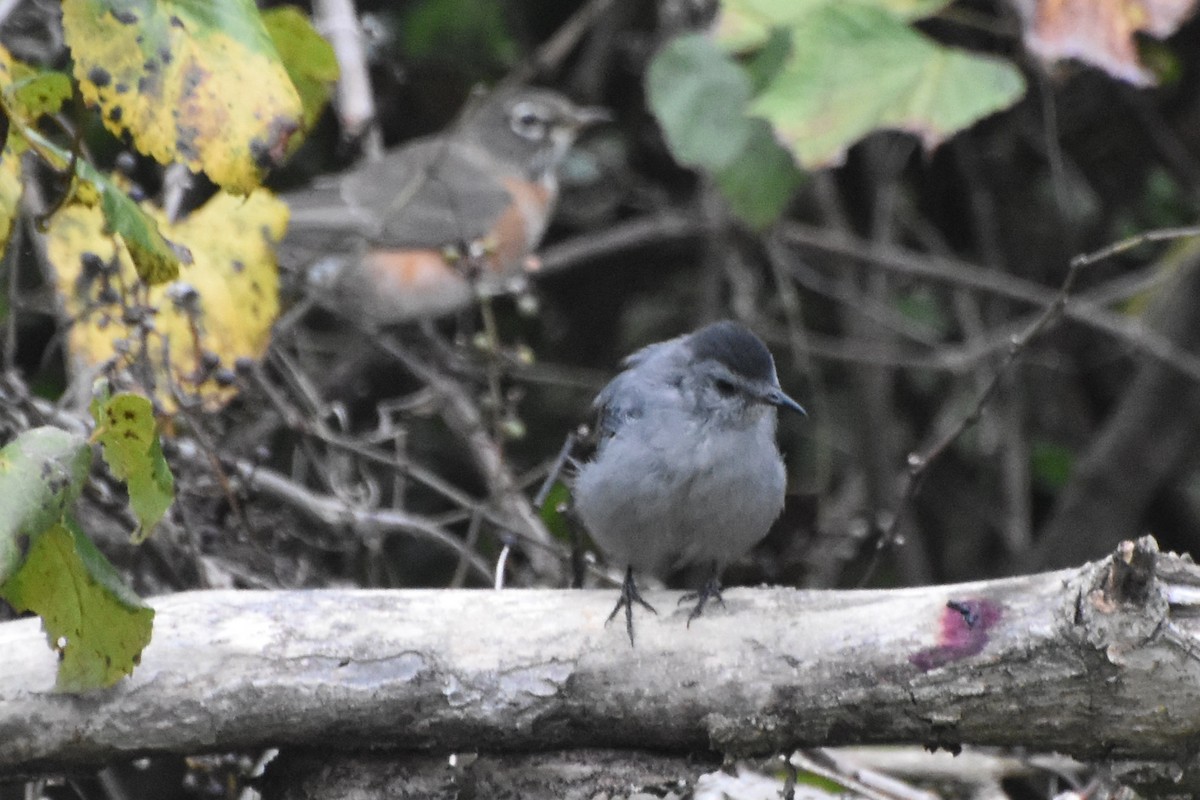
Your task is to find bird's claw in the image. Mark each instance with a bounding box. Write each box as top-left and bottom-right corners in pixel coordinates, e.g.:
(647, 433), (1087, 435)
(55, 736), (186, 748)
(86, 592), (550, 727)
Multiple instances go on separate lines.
(605, 566), (657, 647)
(680, 575), (725, 627)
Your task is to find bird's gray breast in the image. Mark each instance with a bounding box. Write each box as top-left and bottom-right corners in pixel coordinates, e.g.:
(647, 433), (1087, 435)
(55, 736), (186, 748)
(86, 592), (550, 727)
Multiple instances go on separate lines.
(574, 395), (785, 577)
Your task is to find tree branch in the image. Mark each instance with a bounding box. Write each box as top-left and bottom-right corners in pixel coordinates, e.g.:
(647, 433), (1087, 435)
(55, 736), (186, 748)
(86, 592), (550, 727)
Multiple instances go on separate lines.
(3, 538), (1199, 789)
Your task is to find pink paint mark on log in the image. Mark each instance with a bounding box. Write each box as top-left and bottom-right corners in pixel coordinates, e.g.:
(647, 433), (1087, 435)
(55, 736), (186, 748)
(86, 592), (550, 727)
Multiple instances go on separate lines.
(910, 599), (1002, 672)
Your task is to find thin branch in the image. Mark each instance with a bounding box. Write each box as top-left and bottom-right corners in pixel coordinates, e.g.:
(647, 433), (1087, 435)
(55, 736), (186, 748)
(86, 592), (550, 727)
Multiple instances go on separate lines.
(504, 0), (617, 86)
(779, 222), (1200, 383)
(537, 211), (704, 275)
(857, 226), (1200, 585)
(313, 0), (380, 154)
(2, 213), (21, 372)
(370, 334), (567, 584)
(229, 458), (494, 584)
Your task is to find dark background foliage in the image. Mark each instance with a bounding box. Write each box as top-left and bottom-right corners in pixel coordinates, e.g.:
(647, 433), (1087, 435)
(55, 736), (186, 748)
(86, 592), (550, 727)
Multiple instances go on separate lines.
(4, 0), (1200, 795)
(5, 0), (1200, 594)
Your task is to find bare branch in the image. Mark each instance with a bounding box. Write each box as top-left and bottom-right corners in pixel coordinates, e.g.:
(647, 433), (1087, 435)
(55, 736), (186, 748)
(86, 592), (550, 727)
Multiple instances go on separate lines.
(779, 222), (1200, 383)
(227, 456), (494, 584)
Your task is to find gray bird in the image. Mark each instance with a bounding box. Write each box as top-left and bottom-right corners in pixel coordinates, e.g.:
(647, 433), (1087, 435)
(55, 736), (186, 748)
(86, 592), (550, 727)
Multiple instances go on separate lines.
(573, 320), (806, 645)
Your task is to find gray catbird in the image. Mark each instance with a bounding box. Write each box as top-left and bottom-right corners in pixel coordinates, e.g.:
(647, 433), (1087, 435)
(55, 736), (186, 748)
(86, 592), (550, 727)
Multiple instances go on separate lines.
(573, 320), (806, 645)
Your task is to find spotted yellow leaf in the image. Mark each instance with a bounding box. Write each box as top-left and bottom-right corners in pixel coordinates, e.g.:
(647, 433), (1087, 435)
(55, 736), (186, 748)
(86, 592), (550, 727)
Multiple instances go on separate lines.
(46, 190), (286, 412)
(0, 43), (187, 284)
(62, 0), (303, 192)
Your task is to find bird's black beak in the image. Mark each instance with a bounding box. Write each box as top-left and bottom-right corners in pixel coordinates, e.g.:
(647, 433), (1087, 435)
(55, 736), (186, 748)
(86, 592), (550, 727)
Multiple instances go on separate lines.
(767, 388), (807, 416)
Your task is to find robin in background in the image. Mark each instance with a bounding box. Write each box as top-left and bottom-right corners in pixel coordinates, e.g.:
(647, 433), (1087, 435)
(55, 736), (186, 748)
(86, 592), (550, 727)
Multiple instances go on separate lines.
(282, 87), (609, 325)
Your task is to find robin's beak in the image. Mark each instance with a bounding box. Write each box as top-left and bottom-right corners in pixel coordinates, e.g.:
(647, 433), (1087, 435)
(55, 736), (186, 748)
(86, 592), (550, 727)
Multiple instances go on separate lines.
(765, 387), (807, 416)
(566, 106), (612, 130)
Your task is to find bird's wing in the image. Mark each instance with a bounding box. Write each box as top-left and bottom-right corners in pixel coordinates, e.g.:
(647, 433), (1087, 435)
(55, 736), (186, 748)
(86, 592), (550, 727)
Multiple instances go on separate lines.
(277, 173), (372, 255)
(342, 140), (517, 248)
(592, 338), (688, 441)
(282, 139), (517, 252)
(592, 371), (643, 443)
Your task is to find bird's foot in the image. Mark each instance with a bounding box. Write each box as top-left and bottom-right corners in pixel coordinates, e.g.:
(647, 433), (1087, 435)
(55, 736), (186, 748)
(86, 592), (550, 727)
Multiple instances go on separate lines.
(679, 574), (725, 627)
(606, 566), (657, 647)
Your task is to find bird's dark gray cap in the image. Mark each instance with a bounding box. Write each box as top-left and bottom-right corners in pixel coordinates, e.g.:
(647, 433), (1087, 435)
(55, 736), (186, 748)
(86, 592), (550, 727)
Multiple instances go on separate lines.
(687, 321), (776, 383)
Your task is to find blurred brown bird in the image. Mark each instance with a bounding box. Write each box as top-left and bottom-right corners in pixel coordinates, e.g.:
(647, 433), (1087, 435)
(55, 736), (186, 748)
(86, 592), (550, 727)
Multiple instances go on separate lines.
(282, 87), (608, 325)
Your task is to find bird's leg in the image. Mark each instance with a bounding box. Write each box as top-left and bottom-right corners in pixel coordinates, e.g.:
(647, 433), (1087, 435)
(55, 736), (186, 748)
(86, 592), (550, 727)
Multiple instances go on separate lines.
(679, 562), (726, 626)
(606, 565), (657, 646)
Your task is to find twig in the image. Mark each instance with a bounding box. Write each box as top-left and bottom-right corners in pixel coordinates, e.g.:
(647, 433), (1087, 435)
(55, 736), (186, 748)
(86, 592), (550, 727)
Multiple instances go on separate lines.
(1071, 225), (1200, 267)
(370, 334), (566, 584)
(229, 458), (494, 583)
(857, 226), (1200, 585)
(168, 377), (258, 547)
(2, 213), (21, 372)
(780, 222), (1200, 383)
(760, 255), (1174, 373)
(313, 0), (381, 154)
(789, 749), (933, 800)
(537, 211), (704, 275)
(494, 543), (511, 590)
(503, 0), (617, 86)
(255, 344), (531, 537)
(762, 236), (833, 491)
(161, 162), (192, 224)
(781, 246), (944, 346)
(449, 511), (484, 589)
(473, 297), (507, 441)
(533, 429), (580, 509)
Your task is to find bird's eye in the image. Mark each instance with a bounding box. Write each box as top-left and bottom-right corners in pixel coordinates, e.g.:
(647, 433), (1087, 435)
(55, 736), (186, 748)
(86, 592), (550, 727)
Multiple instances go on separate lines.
(713, 378), (737, 397)
(510, 102), (547, 140)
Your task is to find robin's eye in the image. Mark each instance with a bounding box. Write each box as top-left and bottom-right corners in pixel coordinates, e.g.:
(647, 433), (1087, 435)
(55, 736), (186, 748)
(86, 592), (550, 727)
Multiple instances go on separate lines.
(510, 103), (547, 140)
(714, 378), (737, 397)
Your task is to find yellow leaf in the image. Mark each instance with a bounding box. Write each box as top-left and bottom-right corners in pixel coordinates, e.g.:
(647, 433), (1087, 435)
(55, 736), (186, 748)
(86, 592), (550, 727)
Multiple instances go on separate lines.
(46, 190), (287, 412)
(0, 138), (22, 257)
(62, 0), (303, 192)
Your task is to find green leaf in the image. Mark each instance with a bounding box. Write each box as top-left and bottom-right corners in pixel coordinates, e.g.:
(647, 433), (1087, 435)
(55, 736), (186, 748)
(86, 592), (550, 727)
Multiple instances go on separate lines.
(714, 118), (804, 230)
(1032, 441), (1074, 491)
(0, 520), (154, 692)
(719, 0), (1025, 168)
(0, 426), (91, 585)
(262, 6), (339, 135)
(646, 33), (755, 172)
(12, 121), (189, 284)
(9, 66), (72, 119)
(742, 27), (792, 95)
(538, 480), (572, 543)
(718, 0), (952, 51)
(98, 176), (188, 284)
(90, 392), (175, 541)
(647, 35), (803, 229)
